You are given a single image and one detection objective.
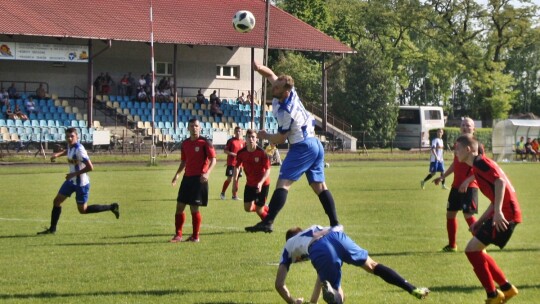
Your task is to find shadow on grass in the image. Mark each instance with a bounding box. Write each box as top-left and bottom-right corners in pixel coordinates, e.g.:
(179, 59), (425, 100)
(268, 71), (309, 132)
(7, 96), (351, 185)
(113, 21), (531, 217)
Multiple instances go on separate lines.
(427, 283), (540, 294)
(0, 288), (271, 301)
(369, 246), (540, 257)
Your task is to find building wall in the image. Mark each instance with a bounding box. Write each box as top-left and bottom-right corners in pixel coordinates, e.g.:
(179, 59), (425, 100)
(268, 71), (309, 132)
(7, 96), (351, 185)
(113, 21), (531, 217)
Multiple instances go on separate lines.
(0, 36), (263, 100)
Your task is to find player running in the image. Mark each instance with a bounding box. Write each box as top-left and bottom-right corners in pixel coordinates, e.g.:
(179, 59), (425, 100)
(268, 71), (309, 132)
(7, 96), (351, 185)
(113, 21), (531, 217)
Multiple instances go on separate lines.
(220, 126), (245, 200)
(233, 129), (271, 221)
(37, 127), (119, 235)
(454, 135), (521, 304)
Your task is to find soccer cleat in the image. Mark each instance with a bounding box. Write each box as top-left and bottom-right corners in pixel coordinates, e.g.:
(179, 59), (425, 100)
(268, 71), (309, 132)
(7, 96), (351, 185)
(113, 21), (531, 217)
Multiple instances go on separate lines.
(411, 287), (430, 299)
(220, 193), (226, 200)
(245, 221), (273, 233)
(321, 280), (340, 304)
(37, 228), (55, 235)
(502, 285), (518, 303)
(185, 236), (200, 242)
(442, 184), (449, 190)
(441, 245), (458, 252)
(420, 180), (425, 189)
(485, 290), (505, 304)
(111, 203), (120, 219)
(169, 235), (183, 243)
(232, 196), (242, 201)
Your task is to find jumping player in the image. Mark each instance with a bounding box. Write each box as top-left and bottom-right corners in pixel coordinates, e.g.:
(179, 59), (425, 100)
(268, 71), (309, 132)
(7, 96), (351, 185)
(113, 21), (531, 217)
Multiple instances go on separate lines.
(245, 61), (339, 233)
(233, 129), (271, 221)
(220, 126), (245, 200)
(276, 225), (430, 303)
(454, 135), (521, 304)
(421, 128), (446, 189)
(434, 118), (480, 252)
(37, 128), (119, 235)
(170, 118), (217, 243)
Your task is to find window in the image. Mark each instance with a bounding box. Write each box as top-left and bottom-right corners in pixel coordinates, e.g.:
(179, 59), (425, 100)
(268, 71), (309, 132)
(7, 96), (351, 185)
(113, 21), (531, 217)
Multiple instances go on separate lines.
(216, 65), (239, 79)
(156, 62), (173, 76)
(424, 110), (442, 120)
(397, 109), (420, 124)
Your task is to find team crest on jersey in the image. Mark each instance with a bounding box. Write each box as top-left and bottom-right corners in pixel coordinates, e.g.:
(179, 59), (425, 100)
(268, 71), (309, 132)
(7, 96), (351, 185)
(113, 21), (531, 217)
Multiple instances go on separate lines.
(195, 146), (200, 152)
(254, 157), (259, 163)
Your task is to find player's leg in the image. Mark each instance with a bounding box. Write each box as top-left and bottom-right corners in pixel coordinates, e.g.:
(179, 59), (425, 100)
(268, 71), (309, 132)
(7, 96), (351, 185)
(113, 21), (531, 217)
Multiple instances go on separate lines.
(188, 204), (201, 242)
(421, 163), (436, 189)
(220, 166), (233, 200)
(462, 188), (479, 230)
(170, 202), (187, 242)
(465, 237), (504, 302)
(76, 184), (120, 218)
(38, 181), (72, 234)
(443, 189), (461, 251)
(231, 168), (241, 200)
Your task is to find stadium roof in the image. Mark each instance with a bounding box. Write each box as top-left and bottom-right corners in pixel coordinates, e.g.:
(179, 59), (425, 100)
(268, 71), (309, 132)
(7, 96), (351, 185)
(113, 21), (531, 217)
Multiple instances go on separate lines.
(0, 0), (353, 54)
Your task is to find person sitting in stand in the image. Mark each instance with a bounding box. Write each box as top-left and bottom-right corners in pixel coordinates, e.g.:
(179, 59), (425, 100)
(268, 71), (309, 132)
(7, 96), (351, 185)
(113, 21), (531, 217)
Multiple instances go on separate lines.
(35, 83), (47, 99)
(237, 92), (247, 105)
(196, 89), (205, 104)
(25, 97), (38, 114)
(265, 142), (282, 166)
(14, 105), (28, 120)
(5, 104), (18, 119)
(7, 83), (19, 99)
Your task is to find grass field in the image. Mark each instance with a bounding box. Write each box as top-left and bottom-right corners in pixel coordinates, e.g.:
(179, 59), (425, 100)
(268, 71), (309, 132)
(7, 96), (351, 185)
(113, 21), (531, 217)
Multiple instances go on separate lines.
(0, 159), (539, 303)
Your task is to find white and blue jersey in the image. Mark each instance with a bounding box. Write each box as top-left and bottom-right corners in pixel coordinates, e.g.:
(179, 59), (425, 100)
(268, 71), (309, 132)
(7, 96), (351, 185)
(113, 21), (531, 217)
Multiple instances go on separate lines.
(279, 225), (367, 289)
(273, 88), (324, 182)
(272, 88), (315, 145)
(430, 138), (444, 162)
(67, 142), (90, 186)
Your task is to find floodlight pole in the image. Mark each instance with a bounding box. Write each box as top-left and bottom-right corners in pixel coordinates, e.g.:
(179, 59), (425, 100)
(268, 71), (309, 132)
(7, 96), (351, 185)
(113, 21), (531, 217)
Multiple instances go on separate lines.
(149, 0), (157, 165)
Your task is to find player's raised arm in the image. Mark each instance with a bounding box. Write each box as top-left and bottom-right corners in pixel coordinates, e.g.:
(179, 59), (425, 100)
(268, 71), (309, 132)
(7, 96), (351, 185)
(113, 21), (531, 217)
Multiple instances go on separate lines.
(253, 60), (278, 84)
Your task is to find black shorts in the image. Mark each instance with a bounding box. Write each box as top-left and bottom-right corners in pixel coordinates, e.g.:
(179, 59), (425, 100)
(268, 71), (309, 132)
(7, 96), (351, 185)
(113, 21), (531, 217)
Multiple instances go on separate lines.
(447, 187), (479, 214)
(225, 165), (243, 177)
(244, 184), (269, 207)
(475, 218), (517, 249)
(177, 175), (208, 206)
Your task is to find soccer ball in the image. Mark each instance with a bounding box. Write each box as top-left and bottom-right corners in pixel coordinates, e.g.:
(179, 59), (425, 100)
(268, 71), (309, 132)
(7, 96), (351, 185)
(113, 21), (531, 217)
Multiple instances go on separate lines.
(232, 10), (256, 33)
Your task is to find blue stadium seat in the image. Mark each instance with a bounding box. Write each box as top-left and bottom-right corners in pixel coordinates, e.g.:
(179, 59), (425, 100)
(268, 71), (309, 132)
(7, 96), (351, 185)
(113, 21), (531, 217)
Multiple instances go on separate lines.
(15, 120), (23, 127)
(70, 120), (79, 127)
(0, 119), (7, 127)
(7, 119), (15, 127)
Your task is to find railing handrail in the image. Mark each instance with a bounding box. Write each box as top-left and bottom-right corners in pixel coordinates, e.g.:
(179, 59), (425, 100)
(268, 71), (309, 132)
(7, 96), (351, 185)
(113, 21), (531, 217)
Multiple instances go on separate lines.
(0, 80), (49, 97)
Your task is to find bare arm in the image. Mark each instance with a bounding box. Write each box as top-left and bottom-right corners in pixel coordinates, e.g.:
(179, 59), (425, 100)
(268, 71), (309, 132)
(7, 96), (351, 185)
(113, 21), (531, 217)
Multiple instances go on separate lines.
(172, 160), (186, 186)
(201, 157), (217, 183)
(433, 162), (454, 185)
(254, 61), (278, 85)
(66, 158), (93, 180)
(275, 264), (304, 304)
(309, 276), (322, 304)
(259, 129), (289, 145)
(492, 178), (509, 232)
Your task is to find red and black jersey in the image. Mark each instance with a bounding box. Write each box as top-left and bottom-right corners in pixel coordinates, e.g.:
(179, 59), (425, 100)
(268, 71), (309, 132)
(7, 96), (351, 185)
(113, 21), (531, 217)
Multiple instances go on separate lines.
(452, 142), (484, 189)
(236, 146), (271, 187)
(225, 137), (245, 166)
(180, 136), (216, 176)
(472, 154), (522, 223)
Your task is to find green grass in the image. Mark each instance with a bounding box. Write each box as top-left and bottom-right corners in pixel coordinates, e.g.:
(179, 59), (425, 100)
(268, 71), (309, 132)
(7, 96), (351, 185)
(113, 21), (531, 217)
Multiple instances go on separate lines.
(0, 160), (539, 303)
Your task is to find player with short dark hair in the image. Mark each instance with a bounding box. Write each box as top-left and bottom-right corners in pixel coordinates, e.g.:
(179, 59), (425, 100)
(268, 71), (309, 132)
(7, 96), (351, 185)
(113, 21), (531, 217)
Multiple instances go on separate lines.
(220, 126), (245, 200)
(37, 128), (119, 235)
(245, 61), (339, 233)
(276, 225), (430, 303)
(170, 118), (217, 243)
(454, 135), (521, 304)
(434, 118), (481, 252)
(233, 129), (271, 220)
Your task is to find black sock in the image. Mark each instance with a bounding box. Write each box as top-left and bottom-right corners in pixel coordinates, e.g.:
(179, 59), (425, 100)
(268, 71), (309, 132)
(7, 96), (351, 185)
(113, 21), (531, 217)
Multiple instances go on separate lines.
(50, 206), (62, 231)
(423, 174), (434, 182)
(264, 188), (288, 223)
(373, 264), (415, 293)
(318, 190), (339, 226)
(500, 282), (512, 291)
(86, 204), (112, 213)
(487, 291), (498, 298)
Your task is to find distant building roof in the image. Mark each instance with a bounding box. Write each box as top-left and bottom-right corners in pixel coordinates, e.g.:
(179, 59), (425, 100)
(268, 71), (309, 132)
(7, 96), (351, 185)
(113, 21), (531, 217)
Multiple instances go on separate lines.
(0, 0), (353, 54)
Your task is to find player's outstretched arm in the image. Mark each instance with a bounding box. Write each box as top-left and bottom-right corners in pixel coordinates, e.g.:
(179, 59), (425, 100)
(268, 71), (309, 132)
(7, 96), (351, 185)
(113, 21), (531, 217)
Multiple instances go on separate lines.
(253, 61), (278, 85)
(275, 264), (304, 303)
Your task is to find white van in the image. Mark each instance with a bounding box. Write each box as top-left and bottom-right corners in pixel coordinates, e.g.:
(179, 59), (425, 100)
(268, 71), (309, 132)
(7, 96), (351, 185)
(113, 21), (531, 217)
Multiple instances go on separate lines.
(394, 106), (445, 149)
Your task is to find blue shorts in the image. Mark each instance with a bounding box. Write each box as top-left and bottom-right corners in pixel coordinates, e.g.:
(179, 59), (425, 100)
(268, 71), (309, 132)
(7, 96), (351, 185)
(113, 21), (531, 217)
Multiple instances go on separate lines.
(429, 161), (445, 173)
(308, 231), (368, 289)
(58, 180), (90, 204)
(280, 137), (325, 183)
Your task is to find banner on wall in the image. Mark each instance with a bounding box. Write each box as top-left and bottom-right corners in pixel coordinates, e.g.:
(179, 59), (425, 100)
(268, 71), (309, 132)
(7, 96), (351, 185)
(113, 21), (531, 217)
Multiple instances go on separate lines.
(0, 42), (88, 62)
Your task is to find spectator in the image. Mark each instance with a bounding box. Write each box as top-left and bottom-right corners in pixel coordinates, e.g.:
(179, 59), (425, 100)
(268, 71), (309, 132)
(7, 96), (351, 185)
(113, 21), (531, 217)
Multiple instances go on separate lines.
(127, 72), (136, 97)
(7, 82), (19, 99)
(265, 142), (282, 166)
(119, 74), (129, 97)
(209, 90), (220, 104)
(524, 138), (536, 161)
(136, 86), (149, 102)
(144, 73), (152, 93)
(5, 104), (17, 119)
(138, 75), (147, 93)
(515, 136), (526, 160)
(14, 105), (28, 120)
(35, 83), (47, 99)
(531, 138), (539, 162)
(101, 72), (113, 95)
(237, 92), (247, 105)
(196, 89), (205, 104)
(210, 98), (223, 118)
(93, 73), (104, 95)
(0, 88), (9, 106)
(25, 97), (38, 114)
